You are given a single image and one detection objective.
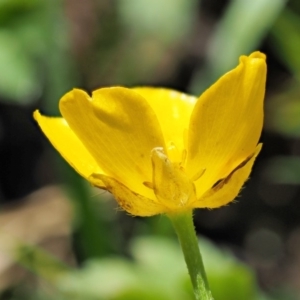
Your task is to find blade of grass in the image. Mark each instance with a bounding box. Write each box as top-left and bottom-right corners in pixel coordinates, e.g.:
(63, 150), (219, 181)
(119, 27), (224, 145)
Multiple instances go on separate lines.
(40, 0), (109, 259)
(270, 8), (300, 78)
(190, 0), (286, 94)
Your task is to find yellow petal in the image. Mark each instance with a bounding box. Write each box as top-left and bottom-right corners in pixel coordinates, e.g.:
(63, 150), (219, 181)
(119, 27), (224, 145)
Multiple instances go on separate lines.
(33, 110), (103, 185)
(192, 144), (262, 209)
(133, 88), (197, 162)
(186, 52), (266, 197)
(59, 88), (165, 200)
(151, 147), (196, 210)
(90, 173), (166, 216)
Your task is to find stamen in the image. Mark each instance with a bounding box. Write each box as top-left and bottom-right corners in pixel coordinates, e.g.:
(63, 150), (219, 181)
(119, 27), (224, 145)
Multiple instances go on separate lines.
(181, 149), (187, 166)
(143, 181), (153, 189)
(167, 141), (181, 162)
(191, 168), (206, 182)
(151, 147), (197, 208)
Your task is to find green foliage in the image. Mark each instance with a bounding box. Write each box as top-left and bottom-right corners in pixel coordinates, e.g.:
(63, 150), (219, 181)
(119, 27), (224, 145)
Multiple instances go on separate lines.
(118, 0), (196, 44)
(271, 8), (300, 78)
(0, 0), (74, 106)
(267, 85), (300, 137)
(92, 0), (198, 86)
(12, 236), (270, 300)
(264, 7), (300, 188)
(0, 0), (43, 104)
(15, 244), (70, 283)
(1, 0), (300, 298)
(207, 0), (286, 74)
(190, 0), (286, 94)
(0, 0), (40, 25)
(262, 155), (300, 184)
(57, 237), (193, 300)
(266, 8), (300, 140)
(0, 29), (40, 103)
(200, 238), (258, 300)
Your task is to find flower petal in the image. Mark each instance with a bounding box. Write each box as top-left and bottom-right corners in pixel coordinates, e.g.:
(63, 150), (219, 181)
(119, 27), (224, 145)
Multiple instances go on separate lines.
(59, 88), (165, 199)
(186, 52), (266, 197)
(33, 110), (103, 185)
(191, 144), (262, 209)
(133, 88), (197, 162)
(90, 173), (166, 216)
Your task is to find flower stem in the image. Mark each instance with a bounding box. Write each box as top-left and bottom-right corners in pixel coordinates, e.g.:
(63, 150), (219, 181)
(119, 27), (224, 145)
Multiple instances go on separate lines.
(167, 210), (213, 300)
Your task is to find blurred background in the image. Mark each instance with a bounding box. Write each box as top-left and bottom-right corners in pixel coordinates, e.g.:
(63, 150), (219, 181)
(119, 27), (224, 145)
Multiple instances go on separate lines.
(0, 0), (300, 299)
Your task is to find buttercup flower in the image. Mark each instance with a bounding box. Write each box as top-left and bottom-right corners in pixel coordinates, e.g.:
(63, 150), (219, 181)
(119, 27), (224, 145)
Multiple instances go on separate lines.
(34, 52), (266, 217)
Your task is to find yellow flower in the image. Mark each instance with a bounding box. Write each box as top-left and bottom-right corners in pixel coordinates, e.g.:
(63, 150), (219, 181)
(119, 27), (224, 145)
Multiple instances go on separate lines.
(34, 52), (266, 216)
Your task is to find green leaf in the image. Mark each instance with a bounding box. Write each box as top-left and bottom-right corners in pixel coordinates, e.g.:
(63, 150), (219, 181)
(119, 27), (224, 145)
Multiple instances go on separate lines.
(57, 236), (262, 300)
(208, 0), (286, 74)
(58, 238), (193, 300)
(262, 155), (300, 185)
(199, 237), (258, 300)
(15, 243), (70, 283)
(270, 8), (300, 77)
(266, 83), (300, 137)
(118, 0), (197, 44)
(0, 30), (40, 104)
(190, 0), (286, 94)
(0, 0), (40, 25)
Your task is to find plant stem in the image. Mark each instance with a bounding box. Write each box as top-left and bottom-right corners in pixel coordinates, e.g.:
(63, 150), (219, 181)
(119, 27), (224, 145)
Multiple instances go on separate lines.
(167, 210), (213, 300)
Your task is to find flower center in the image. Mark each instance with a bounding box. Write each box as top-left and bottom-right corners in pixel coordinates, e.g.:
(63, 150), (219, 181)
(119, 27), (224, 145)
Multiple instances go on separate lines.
(148, 147), (197, 210)
(166, 141), (182, 163)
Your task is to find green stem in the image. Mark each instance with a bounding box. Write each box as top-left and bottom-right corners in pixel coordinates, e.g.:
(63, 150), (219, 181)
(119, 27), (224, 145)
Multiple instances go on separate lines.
(167, 210), (213, 300)
(66, 169), (108, 258)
